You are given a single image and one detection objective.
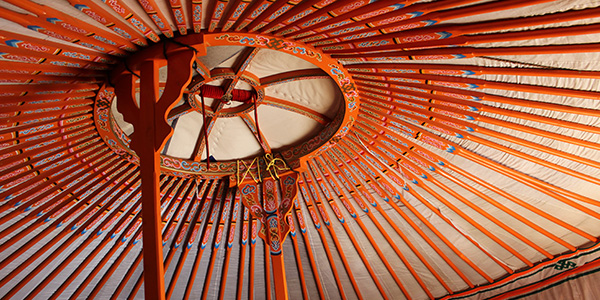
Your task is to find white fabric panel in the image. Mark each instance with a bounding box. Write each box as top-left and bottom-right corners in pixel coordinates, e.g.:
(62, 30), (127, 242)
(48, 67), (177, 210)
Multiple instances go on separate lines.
(111, 99), (134, 136)
(282, 235), (304, 300)
(297, 193), (346, 299)
(210, 47), (250, 69)
(317, 187), (389, 298)
(431, 137), (598, 244)
(248, 49), (319, 78)
(255, 105), (323, 151)
(203, 117), (264, 161)
(446, 0), (600, 25)
(289, 210), (322, 300)
(165, 111), (205, 159)
(265, 78), (342, 118)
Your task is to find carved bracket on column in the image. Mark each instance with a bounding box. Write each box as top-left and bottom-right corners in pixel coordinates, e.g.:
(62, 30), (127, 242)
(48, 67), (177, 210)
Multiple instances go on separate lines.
(112, 35), (206, 153)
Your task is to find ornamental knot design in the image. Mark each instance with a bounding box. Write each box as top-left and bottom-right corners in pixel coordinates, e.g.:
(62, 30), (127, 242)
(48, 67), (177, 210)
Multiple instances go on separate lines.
(554, 259), (576, 271)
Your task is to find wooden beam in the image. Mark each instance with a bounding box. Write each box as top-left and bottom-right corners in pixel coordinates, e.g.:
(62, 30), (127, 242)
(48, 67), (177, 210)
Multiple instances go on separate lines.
(138, 59), (167, 300)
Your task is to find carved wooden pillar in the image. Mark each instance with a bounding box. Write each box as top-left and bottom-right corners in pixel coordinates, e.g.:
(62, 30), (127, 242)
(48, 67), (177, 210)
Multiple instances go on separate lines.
(114, 47), (196, 300)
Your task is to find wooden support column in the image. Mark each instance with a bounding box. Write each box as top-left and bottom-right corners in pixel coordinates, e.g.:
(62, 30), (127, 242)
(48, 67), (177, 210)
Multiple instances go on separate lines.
(114, 44), (197, 300)
(138, 59), (166, 300)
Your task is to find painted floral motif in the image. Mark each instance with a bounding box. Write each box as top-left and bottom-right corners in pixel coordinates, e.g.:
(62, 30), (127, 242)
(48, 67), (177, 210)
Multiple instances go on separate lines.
(215, 34), (323, 63)
(251, 4), (270, 18)
(269, 5), (290, 20)
(214, 3), (225, 18)
(138, 0), (155, 11)
(289, 9), (313, 23)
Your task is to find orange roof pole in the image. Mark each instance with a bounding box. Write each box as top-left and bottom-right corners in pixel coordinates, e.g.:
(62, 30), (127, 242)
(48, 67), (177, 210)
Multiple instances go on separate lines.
(321, 10), (600, 53)
(24, 173), (140, 299)
(264, 243), (273, 300)
(296, 174), (350, 300)
(319, 153), (438, 298)
(287, 0), (424, 39)
(183, 182), (223, 299)
(328, 146), (458, 293)
(163, 181), (206, 298)
(358, 91), (600, 210)
(164, 181), (211, 299)
(350, 128), (512, 276)
(354, 75), (600, 118)
(357, 106), (600, 241)
(357, 100), (596, 244)
(218, 192), (241, 300)
(0, 158), (128, 296)
(0, 143), (108, 219)
(311, 157), (415, 299)
(300, 0), (484, 43)
(102, 179), (188, 299)
(286, 214), (310, 300)
(235, 207), (250, 300)
(357, 87), (600, 169)
(65, 0), (148, 46)
(291, 198), (327, 299)
(249, 218), (258, 300)
(306, 161), (394, 298)
(201, 187), (234, 300)
(356, 85), (600, 186)
(349, 63), (600, 79)
(299, 172), (364, 299)
(338, 139), (477, 288)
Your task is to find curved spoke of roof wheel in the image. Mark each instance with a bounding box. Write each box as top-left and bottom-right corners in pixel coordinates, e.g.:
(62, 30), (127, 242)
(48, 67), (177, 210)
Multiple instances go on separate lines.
(259, 68), (330, 88)
(239, 113), (272, 153)
(261, 96), (332, 126)
(1, 0), (600, 300)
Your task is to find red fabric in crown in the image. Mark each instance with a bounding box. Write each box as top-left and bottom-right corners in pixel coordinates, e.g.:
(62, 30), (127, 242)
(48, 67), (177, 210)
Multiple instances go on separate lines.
(200, 85), (255, 103)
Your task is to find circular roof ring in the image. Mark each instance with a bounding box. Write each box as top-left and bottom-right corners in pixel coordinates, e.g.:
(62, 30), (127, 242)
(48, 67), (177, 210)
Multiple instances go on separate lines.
(97, 33), (359, 178)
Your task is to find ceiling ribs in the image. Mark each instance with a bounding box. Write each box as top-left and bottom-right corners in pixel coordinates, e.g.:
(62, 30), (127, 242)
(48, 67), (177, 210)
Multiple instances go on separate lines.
(240, 113), (272, 153)
(259, 68), (329, 87)
(262, 96), (331, 125)
(191, 47), (260, 161)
